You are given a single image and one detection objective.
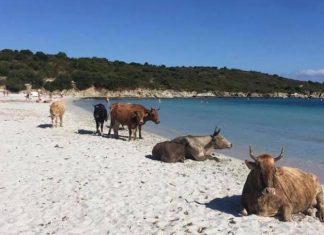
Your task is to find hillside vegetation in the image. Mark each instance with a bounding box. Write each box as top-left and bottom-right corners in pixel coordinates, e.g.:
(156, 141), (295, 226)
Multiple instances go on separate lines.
(0, 49), (323, 94)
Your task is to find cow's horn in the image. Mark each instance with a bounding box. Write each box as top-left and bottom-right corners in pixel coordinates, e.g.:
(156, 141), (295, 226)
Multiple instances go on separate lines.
(213, 126), (220, 135)
(274, 147), (284, 162)
(249, 145), (258, 161)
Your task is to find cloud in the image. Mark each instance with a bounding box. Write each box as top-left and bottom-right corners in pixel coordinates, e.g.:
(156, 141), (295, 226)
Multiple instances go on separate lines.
(297, 69), (324, 77)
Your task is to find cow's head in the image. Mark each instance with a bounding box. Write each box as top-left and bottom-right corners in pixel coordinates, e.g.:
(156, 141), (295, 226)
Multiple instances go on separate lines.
(245, 146), (284, 188)
(93, 104), (106, 119)
(131, 111), (145, 125)
(146, 108), (160, 124)
(211, 127), (232, 149)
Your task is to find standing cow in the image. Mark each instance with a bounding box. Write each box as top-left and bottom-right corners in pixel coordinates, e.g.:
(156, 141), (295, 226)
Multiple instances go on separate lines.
(241, 146), (324, 222)
(108, 103), (160, 140)
(50, 101), (65, 128)
(152, 127), (232, 163)
(93, 104), (108, 135)
(108, 103), (146, 140)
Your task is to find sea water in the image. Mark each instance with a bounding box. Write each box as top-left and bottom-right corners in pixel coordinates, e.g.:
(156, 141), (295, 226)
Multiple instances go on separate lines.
(75, 97), (324, 181)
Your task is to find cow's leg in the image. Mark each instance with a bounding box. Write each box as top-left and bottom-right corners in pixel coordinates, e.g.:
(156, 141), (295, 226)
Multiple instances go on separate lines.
(240, 197), (249, 216)
(128, 126), (132, 141)
(59, 115), (63, 127)
(133, 128), (137, 140)
(113, 123), (119, 139)
(55, 117), (58, 128)
(95, 120), (100, 134)
(187, 146), (207, 161)
(108, 119), (113, 137)
(51, 116), (54, 128)
(282, 205), (293, 222)
(316, 188), (324, 222)
(139, 125), (143, 139)
(100, 121), (104, 134)
(206, 155), (221, 162)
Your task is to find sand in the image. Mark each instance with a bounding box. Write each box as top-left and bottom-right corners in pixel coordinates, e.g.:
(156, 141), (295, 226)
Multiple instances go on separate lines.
(0, 94), (323, 234)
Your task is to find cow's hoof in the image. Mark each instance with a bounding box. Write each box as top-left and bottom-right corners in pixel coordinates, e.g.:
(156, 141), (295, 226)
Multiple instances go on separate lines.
(241, 208), (248, 216)
(316, 210), (324, 222)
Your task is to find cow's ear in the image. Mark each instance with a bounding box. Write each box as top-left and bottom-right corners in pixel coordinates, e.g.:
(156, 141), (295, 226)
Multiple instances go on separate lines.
(245, 160), (257, 169)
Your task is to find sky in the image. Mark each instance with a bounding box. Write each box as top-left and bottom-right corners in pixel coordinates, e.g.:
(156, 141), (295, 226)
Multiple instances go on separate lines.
(0, 0), (324, 81)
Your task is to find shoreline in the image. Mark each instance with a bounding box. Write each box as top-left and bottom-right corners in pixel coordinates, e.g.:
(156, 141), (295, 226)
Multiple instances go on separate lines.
(0, 94), (323, 234)
(7, 87), (324, 99)
(67, 88), (323, 99)
(75, 95), (324, 183)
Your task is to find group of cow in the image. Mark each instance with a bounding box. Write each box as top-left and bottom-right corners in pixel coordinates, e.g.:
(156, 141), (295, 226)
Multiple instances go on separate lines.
(93, 102), (160, 140)
(50, 100), (324, 222)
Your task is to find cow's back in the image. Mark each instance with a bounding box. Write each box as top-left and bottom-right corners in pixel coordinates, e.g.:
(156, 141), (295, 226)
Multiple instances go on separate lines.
(110, 103), (146, 125)
(274, 167), (320, 213)
(50, 101), (65, 117)
(152, 141), (185, 163)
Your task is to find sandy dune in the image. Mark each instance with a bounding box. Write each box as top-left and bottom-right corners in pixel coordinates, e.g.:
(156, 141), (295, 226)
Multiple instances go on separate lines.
(0, 94), (323, 234)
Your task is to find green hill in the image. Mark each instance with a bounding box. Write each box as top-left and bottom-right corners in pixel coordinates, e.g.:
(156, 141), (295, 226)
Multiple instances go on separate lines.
(0, 49), (323, 94)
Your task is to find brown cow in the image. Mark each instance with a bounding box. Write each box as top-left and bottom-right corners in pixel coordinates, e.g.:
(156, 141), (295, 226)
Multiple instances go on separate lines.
(152, 141), (186, 163)
(108, 103), (146, 140)
(50, 101), (65, 128)
(241, 146), (324, 222)
(108, 103), (160, 140)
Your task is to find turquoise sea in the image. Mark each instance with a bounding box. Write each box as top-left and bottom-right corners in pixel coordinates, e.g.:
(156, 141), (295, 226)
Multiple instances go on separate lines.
(75, 97), (324, 182)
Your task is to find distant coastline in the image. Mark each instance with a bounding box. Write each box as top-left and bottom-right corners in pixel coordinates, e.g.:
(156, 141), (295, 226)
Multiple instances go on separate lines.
(64, 87), (324, 99)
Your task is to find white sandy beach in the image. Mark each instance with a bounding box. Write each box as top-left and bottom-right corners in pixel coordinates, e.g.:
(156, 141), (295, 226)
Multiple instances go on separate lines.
(0, 94), (323, 235)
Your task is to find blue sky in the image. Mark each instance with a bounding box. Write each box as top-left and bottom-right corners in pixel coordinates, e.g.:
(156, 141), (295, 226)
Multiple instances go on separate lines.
(0, 0), (324, 81)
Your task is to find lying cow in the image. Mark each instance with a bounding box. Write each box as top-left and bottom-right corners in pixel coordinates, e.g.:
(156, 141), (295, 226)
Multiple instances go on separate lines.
(108, 103), (145, 140)
(50, 101), (65, 128)
(152, 141), (186, 163)
(108, 103), (160, 140)
(152, 127), (232, 163)
(241, 146), (324, 222)
(93, 104), (108, 135)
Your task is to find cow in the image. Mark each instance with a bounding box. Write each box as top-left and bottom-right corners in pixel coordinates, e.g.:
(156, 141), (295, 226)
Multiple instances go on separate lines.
(108, 103), (160, 140)
(241, 146), (324, 222)
(152, 141), (186, 163)
(152, 127), (232, 162)
(108, 103), (146, 141)
(93, 104), (108, 135)
(50, 101), (65, 128)
(170, 127), (232, 161)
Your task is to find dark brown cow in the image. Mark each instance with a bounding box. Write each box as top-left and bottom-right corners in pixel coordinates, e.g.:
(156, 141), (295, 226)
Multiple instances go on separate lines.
(241, 146), (324, 222)
(108, 103), (160, 140)
(108, 103), (145, 140)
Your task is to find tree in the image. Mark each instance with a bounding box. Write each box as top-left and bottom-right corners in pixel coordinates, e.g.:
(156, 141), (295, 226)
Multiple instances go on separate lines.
(34, 51), (48, 61)
(56, 52), (67, 59)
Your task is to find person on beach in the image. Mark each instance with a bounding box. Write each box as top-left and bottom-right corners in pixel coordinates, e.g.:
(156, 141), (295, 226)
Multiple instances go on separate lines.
(25, 92), (31, 101)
